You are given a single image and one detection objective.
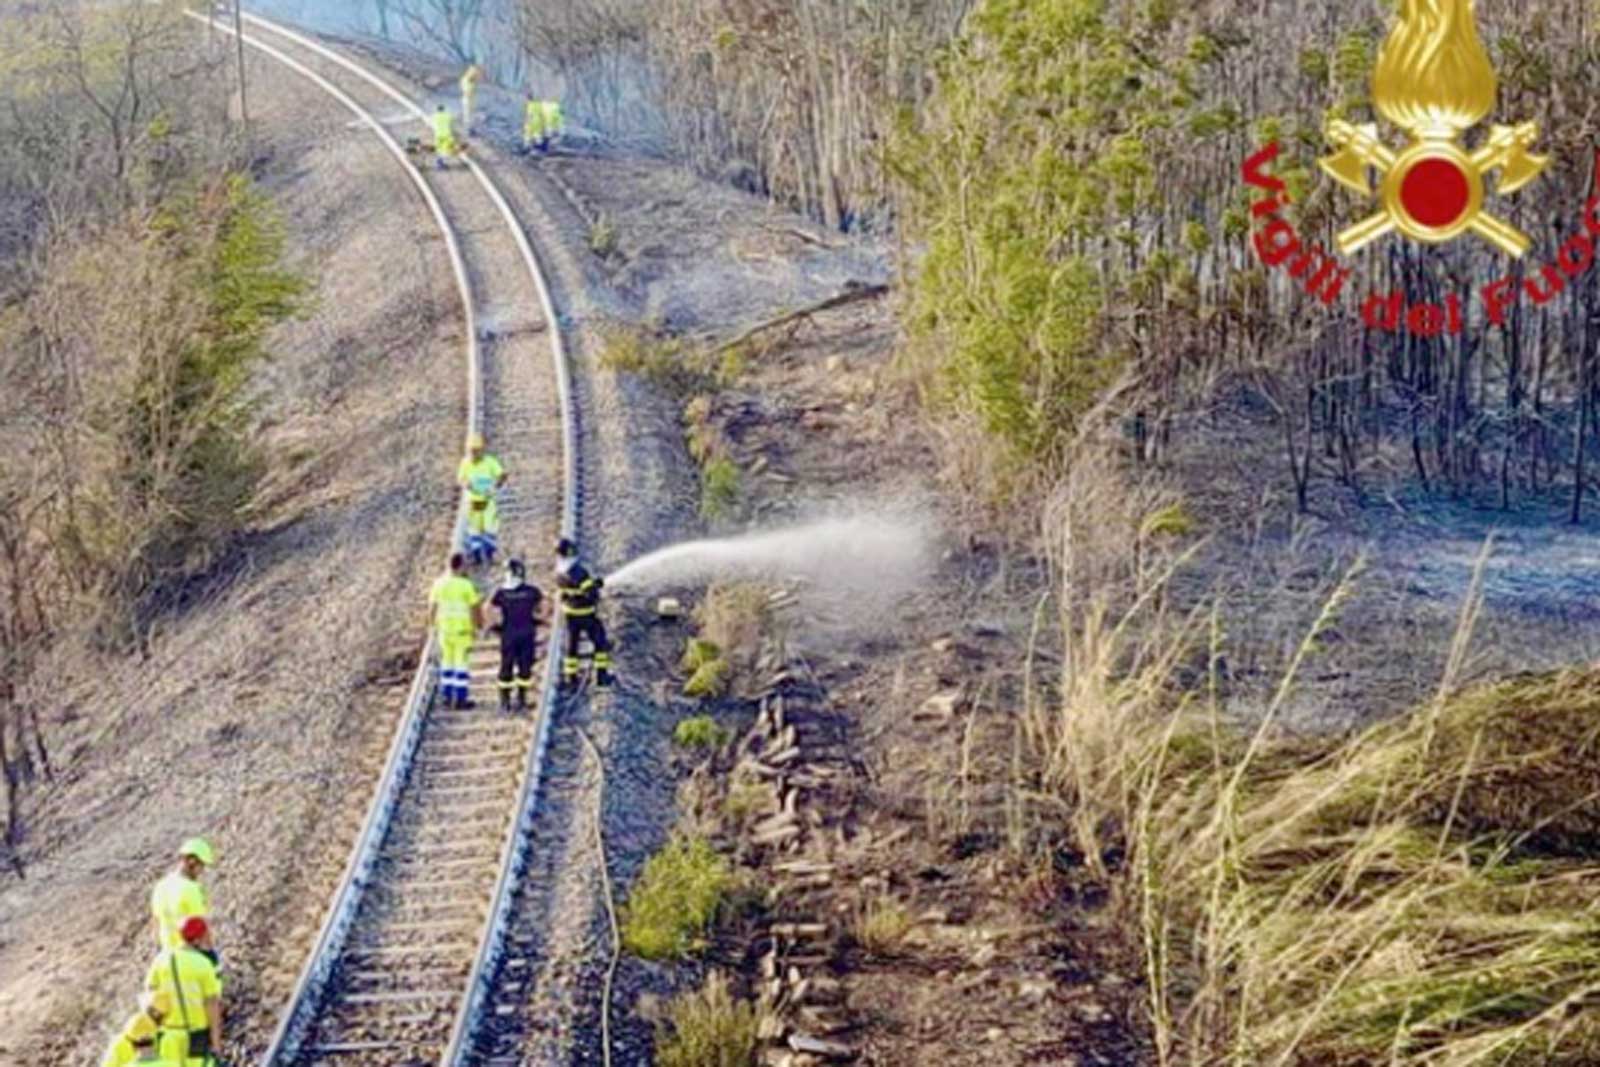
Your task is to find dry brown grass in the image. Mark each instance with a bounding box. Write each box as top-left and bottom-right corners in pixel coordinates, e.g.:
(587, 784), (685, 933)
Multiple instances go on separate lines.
(654, 971), (763, 1067)
(1020, 447), (1600, 1067)
(853, 896), (914, 957)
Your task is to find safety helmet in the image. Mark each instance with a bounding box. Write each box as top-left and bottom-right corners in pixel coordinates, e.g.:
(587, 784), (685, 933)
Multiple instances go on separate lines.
(507, 558), (526, 578)
(556, 537), (577, 558)
(179, 837), (214, 866)
(467, 432), (485, 450)
(122, 1011), (159, 1046)
(180, 916), (209, 944)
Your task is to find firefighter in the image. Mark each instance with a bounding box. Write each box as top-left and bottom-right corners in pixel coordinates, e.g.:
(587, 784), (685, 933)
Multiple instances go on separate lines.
(555, 537), (612, 689)
(151, 839), (214, 959)
(100, 993), (178, 1066)
(147, 917), (223, 1067)
(457, 432), (506, 566)
(460, 61), (483, 132)
(431, 103), (458, 169)
(522, 93), (563, 153)
(430, 551), (485, 709)
(490, 557), (544, 712)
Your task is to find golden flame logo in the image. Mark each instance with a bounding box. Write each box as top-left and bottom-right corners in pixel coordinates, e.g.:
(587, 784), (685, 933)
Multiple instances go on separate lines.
(1320, 0), (1546, 256)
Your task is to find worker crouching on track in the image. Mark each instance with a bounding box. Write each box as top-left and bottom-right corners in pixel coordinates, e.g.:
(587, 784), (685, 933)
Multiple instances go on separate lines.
(491, 558), (545, 712)
(458, 432), (506, 566)
(100, 993), (178, 1066)
(555, 537), (612, 689)
(431, 551), (485, 709)
(432, 103), (460, 169)
(148, 917), (223, 1067)
(522, 92), (563, 154)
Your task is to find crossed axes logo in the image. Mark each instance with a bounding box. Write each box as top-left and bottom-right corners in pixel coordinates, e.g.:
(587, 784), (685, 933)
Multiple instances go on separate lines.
(1318, 0), (1546, 257)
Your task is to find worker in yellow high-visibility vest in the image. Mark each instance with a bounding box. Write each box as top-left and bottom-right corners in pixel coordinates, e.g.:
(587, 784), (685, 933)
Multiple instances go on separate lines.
(432, 104), (458, 169)
(461, 61), (483, 132)
(151, 838), (215, 957)
(430, 551), (485, 709)
(523, 93), (564, 154)
(100, 993), (180, 1066)
(147, 917), (224, 1067)
(457, 432), (506, 566)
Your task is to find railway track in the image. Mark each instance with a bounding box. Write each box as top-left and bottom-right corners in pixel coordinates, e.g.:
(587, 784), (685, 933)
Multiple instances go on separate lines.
(194, 11), (579, 1066)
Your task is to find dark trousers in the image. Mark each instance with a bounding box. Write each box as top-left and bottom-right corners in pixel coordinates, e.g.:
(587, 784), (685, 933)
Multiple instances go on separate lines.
(562, 613), (611, 678)
(499, 631), (536, 699)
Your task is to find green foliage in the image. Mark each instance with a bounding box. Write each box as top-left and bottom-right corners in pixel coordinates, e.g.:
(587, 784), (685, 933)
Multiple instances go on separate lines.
(891, 0), (1195, 475)
(681, 637), (730, 698)
(699, 457), (740, 521)
(684, 658), (732, 698)
(674, 714), (729, 749)
(681, 637), (722, 673)
(654, 972), (761, 1067)
(1333, 29), (1375, 96)
(621, 836), (733, 960)
(22, 174), (304, 630)
(1297, 47), (1329, 83)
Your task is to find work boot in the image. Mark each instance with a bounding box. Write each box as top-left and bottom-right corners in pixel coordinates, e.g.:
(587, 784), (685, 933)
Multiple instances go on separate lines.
(596, 669), (614, 689)
(499, 689), (511, 713)
(516, 688), (528, 710)
(459, 695), (476, 710)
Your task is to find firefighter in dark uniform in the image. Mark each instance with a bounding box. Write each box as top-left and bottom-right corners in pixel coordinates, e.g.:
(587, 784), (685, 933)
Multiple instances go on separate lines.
(490, 558), (544, 712)
(555, 537), (613, 689)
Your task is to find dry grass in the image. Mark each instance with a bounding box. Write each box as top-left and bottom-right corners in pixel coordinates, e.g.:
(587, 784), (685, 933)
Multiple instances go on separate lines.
(654, 971), (762, 1067)
(853, 897), (914, 957)
(1025, 448), (1600, 1066)
(696, 584), (767, 662)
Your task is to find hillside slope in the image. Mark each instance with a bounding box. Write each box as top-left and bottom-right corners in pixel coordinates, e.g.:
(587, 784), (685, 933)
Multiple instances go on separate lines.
(0, 46), (464, 1064)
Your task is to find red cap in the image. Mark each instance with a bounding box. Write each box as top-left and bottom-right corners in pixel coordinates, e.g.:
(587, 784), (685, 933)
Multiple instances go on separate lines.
(180, 916), (209, 943)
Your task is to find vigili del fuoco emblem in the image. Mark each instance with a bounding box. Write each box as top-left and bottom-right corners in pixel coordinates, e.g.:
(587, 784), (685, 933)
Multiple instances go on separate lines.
(1319, 0), (1546, 256)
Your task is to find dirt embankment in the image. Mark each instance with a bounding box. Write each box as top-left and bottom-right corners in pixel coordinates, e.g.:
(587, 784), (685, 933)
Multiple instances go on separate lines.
(0, 45), (463, 1064)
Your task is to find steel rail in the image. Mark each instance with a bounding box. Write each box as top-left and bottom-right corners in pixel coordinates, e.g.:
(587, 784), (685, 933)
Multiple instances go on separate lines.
(181, 10), (489, 1066)
(210, 9), (581, 1066)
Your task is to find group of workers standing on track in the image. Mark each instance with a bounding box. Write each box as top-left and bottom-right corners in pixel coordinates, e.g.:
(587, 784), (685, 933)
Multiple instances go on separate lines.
(101, 839), (223, 1066)
(430, 60), (565, 169)
(432, 432), (613, 712)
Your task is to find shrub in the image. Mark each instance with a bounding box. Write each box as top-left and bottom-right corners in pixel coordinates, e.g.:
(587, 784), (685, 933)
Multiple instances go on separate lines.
(674, 714), (728, 749)
(655, 972), (761, 1067)
(588, 212), (618, 259)
(699, 457), (740, 521)
(621, 835), (733, 960)
(683, 657), (731, 699)
(721, 778), (769, 828)
(854, 897), (913, 956)
(695, 584), (766, 662)
(16, 174), (304, 637)
(680, 637), (722, 673)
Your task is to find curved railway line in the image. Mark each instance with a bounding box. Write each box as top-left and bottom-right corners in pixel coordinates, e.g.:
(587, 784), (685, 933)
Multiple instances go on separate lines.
(192, 12), (582, 1066)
